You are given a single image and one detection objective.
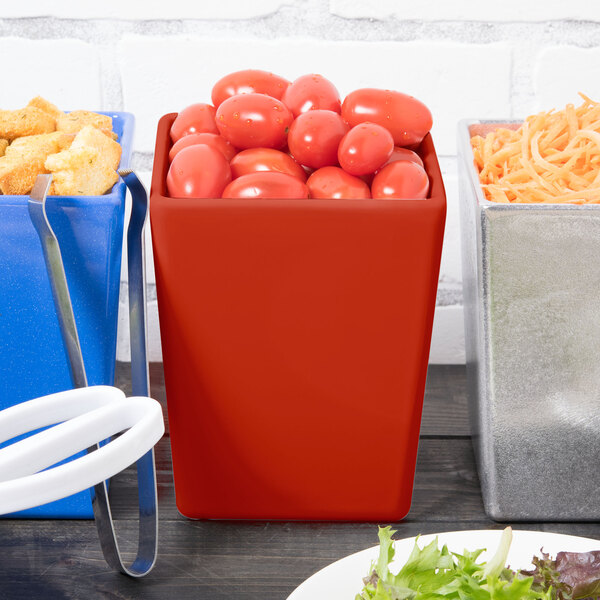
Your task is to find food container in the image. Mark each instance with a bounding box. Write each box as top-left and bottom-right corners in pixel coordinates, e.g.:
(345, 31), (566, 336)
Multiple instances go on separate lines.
(458, 119), (600, 521)
(0, 111), (134, 518)
(150, 113), (446, 520)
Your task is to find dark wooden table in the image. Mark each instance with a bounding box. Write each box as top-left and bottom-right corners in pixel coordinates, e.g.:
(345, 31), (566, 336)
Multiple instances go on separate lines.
(1, 364), (599, 599)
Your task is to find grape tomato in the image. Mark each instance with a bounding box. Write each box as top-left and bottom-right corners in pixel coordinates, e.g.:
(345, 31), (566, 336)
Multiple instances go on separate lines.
(216, 93), (293, 150)
(380, 147), (424, 170)
(287, 110), (349, 169)
(170, 103), (218, 142)
(211, 69), (290, 107)
(307, 166), (371, 199)
(371, 161), (430, 200)
(342, 88), (432, 147)
(167, 144), (232, 199)
(282, 74), (342, 117)
(337, 123), (394, 176)
(222, 171), (309, 199)
(230, 148), (306, 181)
(169, 132), (236, 162)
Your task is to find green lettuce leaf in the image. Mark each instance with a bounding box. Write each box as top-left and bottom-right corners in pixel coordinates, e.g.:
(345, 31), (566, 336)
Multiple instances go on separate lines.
(356, 527), (551, 600)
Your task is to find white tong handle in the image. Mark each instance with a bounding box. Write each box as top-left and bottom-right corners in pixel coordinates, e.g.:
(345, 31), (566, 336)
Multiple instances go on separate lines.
(0, 386), (164, 516)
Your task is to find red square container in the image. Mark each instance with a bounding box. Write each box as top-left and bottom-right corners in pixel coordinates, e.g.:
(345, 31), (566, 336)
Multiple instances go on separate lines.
(150, 113), (446, 520)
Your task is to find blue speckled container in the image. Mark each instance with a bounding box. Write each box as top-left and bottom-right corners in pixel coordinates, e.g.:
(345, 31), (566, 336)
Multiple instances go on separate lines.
(0, 112), (134, 518)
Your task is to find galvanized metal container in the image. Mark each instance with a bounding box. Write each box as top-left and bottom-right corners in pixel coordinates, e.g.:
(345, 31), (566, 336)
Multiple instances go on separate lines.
(458, 119), (600, 521)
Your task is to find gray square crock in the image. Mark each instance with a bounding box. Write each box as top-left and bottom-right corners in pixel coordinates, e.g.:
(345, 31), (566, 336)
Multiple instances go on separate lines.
(458, 120), (600, 521)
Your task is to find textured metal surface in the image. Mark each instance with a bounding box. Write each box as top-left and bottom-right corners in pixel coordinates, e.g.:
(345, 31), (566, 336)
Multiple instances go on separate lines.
(458, 120), (600, 521)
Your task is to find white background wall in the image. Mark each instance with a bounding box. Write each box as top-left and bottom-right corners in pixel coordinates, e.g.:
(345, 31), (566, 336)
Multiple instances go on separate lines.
(2, 1), (600, 363)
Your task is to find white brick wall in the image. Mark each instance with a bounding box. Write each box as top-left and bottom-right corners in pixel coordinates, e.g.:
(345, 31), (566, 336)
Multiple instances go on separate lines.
(0, 38), (102, 108)
(0, 0), (288, 19)
(1, 2), (598, 363)
(330, 0), (600, 22)
(535, 47), (600, 110)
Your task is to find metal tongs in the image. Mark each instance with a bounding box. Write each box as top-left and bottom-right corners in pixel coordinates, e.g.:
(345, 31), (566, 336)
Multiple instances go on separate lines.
(0, 172), (162, 577)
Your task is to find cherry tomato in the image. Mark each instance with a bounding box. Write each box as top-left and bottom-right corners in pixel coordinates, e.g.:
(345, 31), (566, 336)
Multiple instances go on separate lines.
(281, 74), (341, 117)
(371, 161), (429, 199)
(222, 172), (309, 199)
(287, 110), (349, 169)
(379, 146), (424, 170)
(230, 148), (306, 182)
(167, 144), (231, 198)
(342, 88), (432, 147)
(337, 122), (394, 176)
(170, 103), (218, 142)
(216, 93), (293, 150)
(306, 166), (370, 199)
(169, 132), (236, 162)
(211, 70), (290, 107)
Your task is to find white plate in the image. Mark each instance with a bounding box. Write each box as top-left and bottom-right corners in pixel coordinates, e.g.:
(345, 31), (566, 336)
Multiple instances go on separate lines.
(287, 529), (600, 600)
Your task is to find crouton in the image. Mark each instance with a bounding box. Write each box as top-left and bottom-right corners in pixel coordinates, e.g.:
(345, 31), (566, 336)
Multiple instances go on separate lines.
(70, 125), (121, 169)
(0, 131), (66, 195)
(0, 107), (56, 141)
(57, 110), (115, 139)
(46, 148), (118, 196)
(45, 125), (121, 196)
(27, 96), (64, 122)
(0, 155), (47, 195)
(6, 132), (73, 162)
(0, 98), (122, 195)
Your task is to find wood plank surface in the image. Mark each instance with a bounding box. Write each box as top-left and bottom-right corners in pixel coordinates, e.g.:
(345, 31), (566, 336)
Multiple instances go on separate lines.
(0, 364), (598, 600)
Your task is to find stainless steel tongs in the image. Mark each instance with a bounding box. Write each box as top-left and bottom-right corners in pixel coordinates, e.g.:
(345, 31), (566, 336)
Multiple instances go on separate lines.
(13, 171), (161, 577)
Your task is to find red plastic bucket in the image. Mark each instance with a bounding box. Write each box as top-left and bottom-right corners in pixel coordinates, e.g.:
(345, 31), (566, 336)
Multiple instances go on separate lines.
(150, 113), (446, 520)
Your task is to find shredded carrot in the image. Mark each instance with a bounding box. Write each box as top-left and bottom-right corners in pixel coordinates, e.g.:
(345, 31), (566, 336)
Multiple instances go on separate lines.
(472, 94), (600, 204)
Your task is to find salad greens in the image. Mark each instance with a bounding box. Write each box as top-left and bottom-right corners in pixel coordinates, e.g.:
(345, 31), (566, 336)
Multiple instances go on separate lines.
(356, 527), (600, 600)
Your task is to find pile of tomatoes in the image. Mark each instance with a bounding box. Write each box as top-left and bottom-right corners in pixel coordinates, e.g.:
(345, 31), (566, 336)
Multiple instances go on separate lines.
(166, 70), (433, 200)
